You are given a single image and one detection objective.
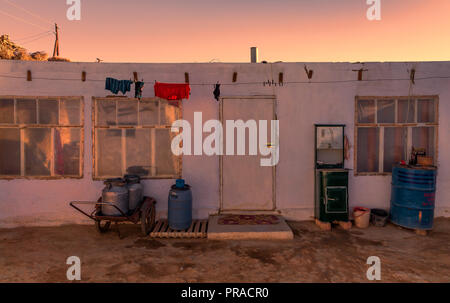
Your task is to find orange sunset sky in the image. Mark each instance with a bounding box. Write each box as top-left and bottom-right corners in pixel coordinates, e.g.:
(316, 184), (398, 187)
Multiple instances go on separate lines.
(1, 0), (449, 63)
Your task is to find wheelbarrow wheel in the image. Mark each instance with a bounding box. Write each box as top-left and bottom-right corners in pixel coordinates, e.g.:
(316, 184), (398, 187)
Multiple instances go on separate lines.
(141, 204), (156, 236)
(96, 220), (111, 233)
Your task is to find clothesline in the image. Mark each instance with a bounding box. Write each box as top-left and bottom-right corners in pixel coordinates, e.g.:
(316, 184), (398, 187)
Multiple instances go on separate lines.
(0, 73), (450, 85)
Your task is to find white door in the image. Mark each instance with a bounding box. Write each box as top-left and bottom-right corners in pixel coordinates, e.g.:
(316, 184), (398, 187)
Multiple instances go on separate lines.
(220, 97), (276, 211)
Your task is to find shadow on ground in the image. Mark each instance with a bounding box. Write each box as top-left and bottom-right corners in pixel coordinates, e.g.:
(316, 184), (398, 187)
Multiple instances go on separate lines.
(1, 218), (449, 282)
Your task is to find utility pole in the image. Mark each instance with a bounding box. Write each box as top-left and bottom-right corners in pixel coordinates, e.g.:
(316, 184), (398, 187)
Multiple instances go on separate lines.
(53, 23), (60, 57)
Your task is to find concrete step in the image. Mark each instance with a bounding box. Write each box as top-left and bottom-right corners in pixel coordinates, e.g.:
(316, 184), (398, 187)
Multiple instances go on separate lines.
(207, 215), (294, 240)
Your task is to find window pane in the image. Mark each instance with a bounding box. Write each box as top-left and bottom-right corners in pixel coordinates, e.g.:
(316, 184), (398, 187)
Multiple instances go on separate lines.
(54, 128), (81, 176)
(412, 127), (435, 164)
(16, 99), (37, 124)
(417, 99), (436, 123)
(160, 101), (178, 126)
(155, 129), (177, 176)
(96, 100), (116, 126)
(118, 100), (138, 125)
(384, 127), (406, 173)
(357, 100), (375, 123)
(357, 127), (379, 173)
(139, 100), (159, 126)
(24, 128), (51, 176)
(0, 128), (20, 175)
(97, 129), (122, 177)
(60, 98), (81, 126)
(0, 99), (14, 124)
(377, 100), (395, 123)
(125, 129), (151, 176)
(38, 99), (59, 125)
(397, 99), (415, 123)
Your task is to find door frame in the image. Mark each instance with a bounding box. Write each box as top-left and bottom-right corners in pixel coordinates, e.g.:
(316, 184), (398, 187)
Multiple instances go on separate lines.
(219, 95), (277, 212)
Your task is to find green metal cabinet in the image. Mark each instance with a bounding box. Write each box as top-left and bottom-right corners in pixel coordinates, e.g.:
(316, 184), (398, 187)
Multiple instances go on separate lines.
(314, 125), (350, 222)
(315, 169), (349, 222)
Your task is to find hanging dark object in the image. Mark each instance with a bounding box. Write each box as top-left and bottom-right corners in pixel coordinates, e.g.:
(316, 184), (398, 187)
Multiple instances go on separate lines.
(410, 68), (416, 84)
(213, 83), (221, 101)
(135, 81), (144, 99)
(304, 65), (314, 80)
(278, 72), (284, 86)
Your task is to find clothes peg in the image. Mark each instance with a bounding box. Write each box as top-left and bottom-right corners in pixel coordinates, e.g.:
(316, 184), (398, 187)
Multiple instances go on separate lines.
(352, 68), (368, 81)
(232, 72), (238, 83)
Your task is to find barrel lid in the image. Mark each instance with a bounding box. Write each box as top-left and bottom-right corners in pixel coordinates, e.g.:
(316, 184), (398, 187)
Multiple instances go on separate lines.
(175, 179), (185, 188)
(171, 184), (191, 191)
(124, 174), (141, 184)
(104, 178), (126, 186)
(394, 164), (437, 171)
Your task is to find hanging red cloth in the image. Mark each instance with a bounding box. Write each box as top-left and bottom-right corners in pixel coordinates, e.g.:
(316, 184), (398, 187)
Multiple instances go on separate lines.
(154, 82), (190, 101)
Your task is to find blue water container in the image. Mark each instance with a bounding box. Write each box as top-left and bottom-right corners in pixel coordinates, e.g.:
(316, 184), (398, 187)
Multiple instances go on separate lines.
(390, 165), (437, 230)
(168, 180), (192, 230)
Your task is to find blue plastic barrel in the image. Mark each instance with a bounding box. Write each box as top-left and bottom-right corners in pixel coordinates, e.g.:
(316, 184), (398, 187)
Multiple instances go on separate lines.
(390, 165), (437, 230)
(168, 180), (192, 230)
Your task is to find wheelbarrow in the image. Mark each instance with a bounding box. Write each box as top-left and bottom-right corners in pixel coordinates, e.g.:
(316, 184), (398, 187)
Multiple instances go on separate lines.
(70, 196), (156, 236)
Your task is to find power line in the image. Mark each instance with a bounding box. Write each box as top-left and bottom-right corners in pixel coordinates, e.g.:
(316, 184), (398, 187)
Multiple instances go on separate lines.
(15, 30), (53, 42)
(20, 32), (53, 45)
(0, 9), (51, 31)
(1, 0), (54, 26)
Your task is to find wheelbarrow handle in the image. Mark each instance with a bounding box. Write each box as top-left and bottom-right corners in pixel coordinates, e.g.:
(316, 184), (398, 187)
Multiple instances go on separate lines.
(69, 201), (99, 222)
(70, 201), (133, 222)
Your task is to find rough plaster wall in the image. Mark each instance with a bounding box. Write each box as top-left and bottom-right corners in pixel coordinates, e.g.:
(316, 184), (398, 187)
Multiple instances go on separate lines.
(0, 60), (448, 227)
(276, 62), (450, 220)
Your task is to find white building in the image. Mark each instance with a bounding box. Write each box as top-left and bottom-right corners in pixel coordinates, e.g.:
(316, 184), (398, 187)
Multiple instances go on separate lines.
(0, 59), (448, 227)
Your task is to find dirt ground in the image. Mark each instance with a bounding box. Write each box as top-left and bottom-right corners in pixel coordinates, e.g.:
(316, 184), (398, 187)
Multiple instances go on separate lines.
(0, 218), (449, 283)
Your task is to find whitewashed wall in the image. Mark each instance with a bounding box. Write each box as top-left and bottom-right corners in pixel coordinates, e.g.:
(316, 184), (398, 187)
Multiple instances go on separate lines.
(0, 60), (449, 227)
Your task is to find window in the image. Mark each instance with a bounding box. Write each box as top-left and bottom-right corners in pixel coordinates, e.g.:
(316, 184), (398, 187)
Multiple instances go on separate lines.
(0, 96), (84, 178)
(93, 97), (181, 179)
(355, 96), (438, 175)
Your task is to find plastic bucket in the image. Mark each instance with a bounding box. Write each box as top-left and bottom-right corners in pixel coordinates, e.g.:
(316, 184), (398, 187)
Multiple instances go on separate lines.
(353, 207), (370, 228)
(371, 209), (388, 227)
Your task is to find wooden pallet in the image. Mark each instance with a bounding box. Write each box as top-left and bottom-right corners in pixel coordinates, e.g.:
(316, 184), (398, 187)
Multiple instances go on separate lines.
(149, 219), (208, 239)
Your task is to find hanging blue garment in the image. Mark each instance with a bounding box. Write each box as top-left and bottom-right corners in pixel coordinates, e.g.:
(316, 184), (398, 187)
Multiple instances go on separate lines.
(105, 77), (132, 95)
(119, 80), (132, 94)
(105, 77), (119, 94)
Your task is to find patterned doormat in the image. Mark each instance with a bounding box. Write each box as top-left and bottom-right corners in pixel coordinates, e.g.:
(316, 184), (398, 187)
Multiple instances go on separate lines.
(218, 214), (280, 225)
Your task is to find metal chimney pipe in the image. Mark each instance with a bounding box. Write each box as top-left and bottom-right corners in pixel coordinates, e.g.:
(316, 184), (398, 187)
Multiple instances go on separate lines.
(250, 47), (258, 63)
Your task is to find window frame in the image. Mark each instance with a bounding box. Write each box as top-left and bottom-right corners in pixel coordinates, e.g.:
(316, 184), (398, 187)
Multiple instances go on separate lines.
(354, 95), (439, 176)
(0, 95), (84, 180)
(92, 97), (182, 180)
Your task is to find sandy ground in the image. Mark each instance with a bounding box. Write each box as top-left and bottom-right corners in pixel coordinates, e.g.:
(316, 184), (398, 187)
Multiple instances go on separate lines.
(0, 218), (449, 283)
